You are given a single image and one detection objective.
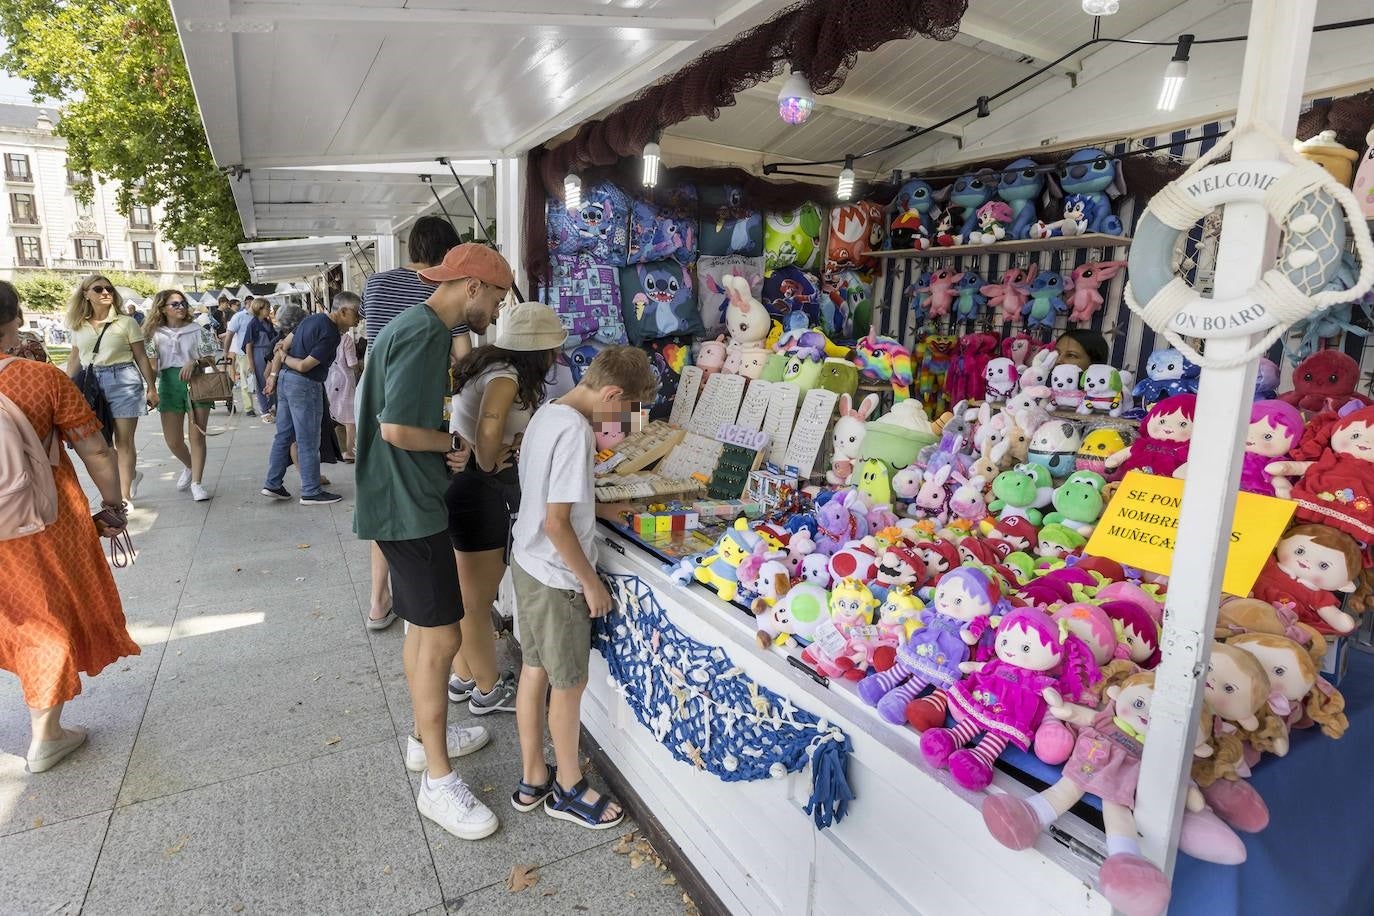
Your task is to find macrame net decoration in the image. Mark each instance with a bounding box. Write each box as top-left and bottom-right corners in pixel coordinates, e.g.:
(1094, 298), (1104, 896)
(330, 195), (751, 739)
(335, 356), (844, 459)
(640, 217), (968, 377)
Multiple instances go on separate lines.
(594, 573), (855, 829)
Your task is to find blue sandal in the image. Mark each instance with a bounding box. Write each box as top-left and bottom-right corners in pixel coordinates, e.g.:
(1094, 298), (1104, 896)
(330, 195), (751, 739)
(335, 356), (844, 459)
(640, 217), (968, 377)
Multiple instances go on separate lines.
(511, 763), (556, 813)
(544, 778), (625, 830)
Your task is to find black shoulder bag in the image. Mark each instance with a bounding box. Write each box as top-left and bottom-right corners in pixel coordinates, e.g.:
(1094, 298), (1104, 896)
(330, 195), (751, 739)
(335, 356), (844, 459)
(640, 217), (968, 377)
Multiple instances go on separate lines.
(72, 321), (117, 446)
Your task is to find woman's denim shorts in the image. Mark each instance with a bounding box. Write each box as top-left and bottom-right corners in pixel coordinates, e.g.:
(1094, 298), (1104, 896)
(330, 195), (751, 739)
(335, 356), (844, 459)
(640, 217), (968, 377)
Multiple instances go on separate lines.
(94, 362), (147, 419)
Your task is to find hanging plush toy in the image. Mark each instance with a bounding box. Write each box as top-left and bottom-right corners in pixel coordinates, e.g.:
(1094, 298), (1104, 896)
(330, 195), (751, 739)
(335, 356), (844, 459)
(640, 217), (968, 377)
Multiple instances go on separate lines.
(857, 566), (1003, 725)
(1023, 271), (1068, 330)
(920, 606), (1102, 791)
(983, 264), (1040, 324)
(1105, 394), (1195, 478)
(952, 272), (989, 323)
(982, 672), (1177, 916)
(1268, 405), (1374, 544)
(1250, 523), (1367, 635)
(1065, 260), (1128, 323)
(924, 268), (962, 320)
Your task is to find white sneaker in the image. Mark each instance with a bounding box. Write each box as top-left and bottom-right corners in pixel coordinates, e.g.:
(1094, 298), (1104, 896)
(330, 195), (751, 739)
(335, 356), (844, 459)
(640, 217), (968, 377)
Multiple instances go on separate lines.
(129, 470), (144, 499)
(176, 467), (193, 491)
(417, 773), (498, 840)
(190, 482), (211, 502)
(404, 723), (490, 772)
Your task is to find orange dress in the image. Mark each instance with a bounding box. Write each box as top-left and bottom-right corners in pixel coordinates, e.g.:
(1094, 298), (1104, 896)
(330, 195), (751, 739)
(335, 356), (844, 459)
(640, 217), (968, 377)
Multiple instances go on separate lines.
(0, 358), (139, 708)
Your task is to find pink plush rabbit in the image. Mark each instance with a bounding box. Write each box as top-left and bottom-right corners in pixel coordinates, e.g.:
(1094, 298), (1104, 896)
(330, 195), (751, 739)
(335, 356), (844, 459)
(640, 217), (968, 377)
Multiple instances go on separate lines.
(983, 264), (1040, 324)
(1065, 260), (1128, 323)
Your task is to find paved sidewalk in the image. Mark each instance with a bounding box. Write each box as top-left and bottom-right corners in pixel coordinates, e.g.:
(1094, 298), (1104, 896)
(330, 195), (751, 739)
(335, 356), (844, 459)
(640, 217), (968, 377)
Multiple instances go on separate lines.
(0, 411), (687, 915)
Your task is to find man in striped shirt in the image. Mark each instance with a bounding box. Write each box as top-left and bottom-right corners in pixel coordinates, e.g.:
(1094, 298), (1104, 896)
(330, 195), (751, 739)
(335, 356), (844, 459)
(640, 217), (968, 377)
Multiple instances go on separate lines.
(363, 216), (470, 364)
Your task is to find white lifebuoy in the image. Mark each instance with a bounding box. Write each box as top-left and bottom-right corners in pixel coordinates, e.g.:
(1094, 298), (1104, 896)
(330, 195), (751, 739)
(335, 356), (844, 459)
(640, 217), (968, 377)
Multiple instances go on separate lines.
(1124, 123), (1374, 368)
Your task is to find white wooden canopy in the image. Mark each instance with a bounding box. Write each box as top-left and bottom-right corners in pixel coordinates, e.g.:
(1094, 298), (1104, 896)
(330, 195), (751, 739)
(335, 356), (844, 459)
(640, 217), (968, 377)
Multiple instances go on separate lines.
(239, 236), (375, 282)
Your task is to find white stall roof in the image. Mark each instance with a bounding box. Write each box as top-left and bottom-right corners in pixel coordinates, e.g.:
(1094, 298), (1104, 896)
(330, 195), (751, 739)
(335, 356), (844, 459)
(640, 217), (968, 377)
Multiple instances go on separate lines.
(240, 236), (375, 282)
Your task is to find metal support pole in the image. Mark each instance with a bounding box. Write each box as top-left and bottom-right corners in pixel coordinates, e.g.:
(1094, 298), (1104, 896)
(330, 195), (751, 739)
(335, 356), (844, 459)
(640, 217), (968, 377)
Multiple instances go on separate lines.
(1134, 0), (1316, 875)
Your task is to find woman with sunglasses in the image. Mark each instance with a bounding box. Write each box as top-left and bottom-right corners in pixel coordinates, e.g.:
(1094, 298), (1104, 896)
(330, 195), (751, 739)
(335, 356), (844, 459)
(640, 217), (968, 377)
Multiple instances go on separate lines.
(143, 289), (219, 501)
(64, 275), (159, 504)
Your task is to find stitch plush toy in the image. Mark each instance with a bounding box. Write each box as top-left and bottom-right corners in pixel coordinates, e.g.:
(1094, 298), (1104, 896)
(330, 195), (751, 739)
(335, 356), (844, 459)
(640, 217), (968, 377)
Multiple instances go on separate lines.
(1053, 148), (1127, 235)
(924, 268), (963, 320)
(969, 201), (1013, 245)
(858, 566), (1004, 724)
(887, 178), (938, 246)
(983, 264), (1040, 324)
(922, 606), (1102, 790)
(952, 272), (988, 323)
(828, 392), (880, 485)
(1065, 260), (1128, 323)
(982, 672), (1178, 916)
(1043, 470), (1108, 537)
(801, 578), (882, 679)
(996, 157), (1046, 240)
(1130, 347), (1200, 415)
(694, 518), (763, 602)
(1105, 394), (1195, 478)
(1078, 364), (1134, 417)
(947, 168), (1000, 243)
(1023, 271), (1068, 330)
(752, 581), (829, 648)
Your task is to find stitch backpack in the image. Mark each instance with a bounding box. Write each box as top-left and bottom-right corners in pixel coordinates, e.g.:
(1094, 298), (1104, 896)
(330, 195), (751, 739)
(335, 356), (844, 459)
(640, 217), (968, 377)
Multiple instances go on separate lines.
(546, 182), (630, 263)
(627, 184), (698, 265)
(0, 358), (60, 540)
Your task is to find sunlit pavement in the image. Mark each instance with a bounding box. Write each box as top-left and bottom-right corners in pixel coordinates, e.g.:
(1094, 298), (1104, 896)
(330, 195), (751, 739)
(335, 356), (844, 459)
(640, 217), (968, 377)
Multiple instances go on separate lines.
(0, 410), (686, 915)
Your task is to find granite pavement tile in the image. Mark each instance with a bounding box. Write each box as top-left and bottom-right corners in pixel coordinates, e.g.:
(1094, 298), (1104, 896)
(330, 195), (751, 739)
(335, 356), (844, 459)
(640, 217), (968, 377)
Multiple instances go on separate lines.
(0, 810), (110, 915)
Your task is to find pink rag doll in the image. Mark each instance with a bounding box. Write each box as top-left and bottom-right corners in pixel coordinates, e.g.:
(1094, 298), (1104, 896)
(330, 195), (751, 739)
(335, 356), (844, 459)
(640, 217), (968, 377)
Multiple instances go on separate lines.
(800, 578), (881, 680)
(1104, 394), (1195, 478)
(982, 672), (1184, 916)
(1064, 260), (1128, 323)
(857, 566), (1003, 725)
(1249, 523), (1365, 635)
(920, 606), (1102, 791)
(1032, 602), (1131, 764)
(1267, 404), (1374, 544)
(1240, 400), (1304, 497)
(924, 267), (962, 320)
(983, 265), (1040, 325)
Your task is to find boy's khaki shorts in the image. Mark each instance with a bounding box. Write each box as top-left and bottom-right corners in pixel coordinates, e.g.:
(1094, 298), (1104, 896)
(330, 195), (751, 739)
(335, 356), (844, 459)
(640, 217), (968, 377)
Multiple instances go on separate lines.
(512, 558), (592, 689)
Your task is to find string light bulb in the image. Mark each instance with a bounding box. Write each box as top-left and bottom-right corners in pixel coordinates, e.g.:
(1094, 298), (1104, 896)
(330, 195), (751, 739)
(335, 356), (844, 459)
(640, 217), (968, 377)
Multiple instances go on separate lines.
(777, 67), (815, 125)
(564, 173), (582, 212)
(837, 156), (855, 201)
(1081, 0), (1119, 14)
(642, 138), (661, 188)
(1157, 34), (1193, 111)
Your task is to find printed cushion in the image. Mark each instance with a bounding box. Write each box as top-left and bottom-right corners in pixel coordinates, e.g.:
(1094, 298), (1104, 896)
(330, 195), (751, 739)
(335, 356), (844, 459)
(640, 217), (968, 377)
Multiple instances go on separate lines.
(627, 185), (698, 265)
(618, 260), (704, 345)
(820, 269), (876, 341)
(541, 254), (627, 346)
(643, 335), (693, 420)
(825, 201), (887, 273)
(697, 255), (766, 335)
(546, 181), (630, 264)
(760, 266), (822, 326)
(764, 202), (827, 273)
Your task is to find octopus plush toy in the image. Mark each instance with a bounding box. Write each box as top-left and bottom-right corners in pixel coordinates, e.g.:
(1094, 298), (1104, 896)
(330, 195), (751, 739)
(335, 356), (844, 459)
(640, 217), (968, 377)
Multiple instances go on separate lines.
(1277, 350), (1374, 414)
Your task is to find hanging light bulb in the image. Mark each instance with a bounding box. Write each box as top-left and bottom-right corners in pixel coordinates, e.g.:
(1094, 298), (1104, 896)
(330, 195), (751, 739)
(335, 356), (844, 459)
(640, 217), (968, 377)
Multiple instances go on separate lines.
(564, 173), (582, 212)
(837, 156), (855, 201)
(642, 138), (661, 188)
(777, 67), (815, 125)
(1157, 34), (1193, 111)
(1081, 0), (1119, 14)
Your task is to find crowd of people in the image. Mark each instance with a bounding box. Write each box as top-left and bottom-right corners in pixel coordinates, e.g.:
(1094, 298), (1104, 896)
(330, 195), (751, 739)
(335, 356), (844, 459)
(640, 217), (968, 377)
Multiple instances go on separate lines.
(0, 216), (656, 844)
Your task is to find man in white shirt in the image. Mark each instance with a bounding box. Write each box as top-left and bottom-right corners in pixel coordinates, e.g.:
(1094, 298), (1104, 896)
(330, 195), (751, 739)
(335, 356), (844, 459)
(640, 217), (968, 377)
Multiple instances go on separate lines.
(223, 298), (256, 415)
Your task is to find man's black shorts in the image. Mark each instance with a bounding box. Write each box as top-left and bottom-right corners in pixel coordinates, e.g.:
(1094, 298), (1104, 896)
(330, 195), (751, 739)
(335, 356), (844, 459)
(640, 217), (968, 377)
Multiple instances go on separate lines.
(376, 531), (464, 627)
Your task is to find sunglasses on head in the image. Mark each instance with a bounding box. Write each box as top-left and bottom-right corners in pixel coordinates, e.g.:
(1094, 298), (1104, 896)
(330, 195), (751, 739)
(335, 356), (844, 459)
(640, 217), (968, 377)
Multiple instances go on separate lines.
(90, 284), (113, 294)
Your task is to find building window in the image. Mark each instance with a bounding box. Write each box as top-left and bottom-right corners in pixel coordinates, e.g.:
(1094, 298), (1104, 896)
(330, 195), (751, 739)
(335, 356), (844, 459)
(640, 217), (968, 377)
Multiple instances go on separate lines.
(75, 199), (93, 218)
(66, 166), (90, 186)
(130, 203), (153, 228)
(133, 239), (156, 269)
(15, 235), (41, 266)
(5, 153), (31, 182)
(76, 238), (102, 261)
(10, 192), (37, 224)
(177, 246), (199, 270)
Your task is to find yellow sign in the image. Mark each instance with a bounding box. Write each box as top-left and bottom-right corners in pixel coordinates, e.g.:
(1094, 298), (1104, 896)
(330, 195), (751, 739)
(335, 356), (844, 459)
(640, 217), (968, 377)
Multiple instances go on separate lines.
(1085, 471), (1295, 596)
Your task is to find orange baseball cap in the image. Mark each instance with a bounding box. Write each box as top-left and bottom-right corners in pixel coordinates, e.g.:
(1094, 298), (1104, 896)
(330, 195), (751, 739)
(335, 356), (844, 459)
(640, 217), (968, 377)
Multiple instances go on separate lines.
(417, 242), (514, 288)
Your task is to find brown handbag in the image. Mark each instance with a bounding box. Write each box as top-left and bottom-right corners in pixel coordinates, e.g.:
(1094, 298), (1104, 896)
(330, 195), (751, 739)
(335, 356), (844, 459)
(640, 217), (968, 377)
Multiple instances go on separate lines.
(187, 356), (233, 403)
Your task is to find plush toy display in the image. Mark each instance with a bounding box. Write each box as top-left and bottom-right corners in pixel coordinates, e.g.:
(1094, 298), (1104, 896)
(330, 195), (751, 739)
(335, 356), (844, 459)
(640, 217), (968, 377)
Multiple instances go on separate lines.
(1024, 271), (1069, 330)
(984, 357), (1019, 404)
(722, 273), (771, 361)
(1052, 148), (1126, 235)
(948, 169), (1000, 244)
(1051, 363), (1086, 411)
(988, 462), (1054, 526)
(1043, 470), (1108, 536)
(1276, 350), (1374, 414)
(1065, 260), (1128, 323)
(752, 581), (829, 648)
(983, 264), (1040, 324)
(924, 268), (962, 321)
(1227, 631), (1348, 754)
(930, 207), (960, 248)
(1077, 426), (1132, 481)
(619, 260), (703, 344)
(854, 333), (914, 402)
(694, 519), (764, 602)
(1028, 419), (1085, 480)
(1105, 394), (1196, 478)
(1030, 193), (1094, 239)
(996, 157), (1046, 240)
(699, 255), (767, 333)
(1131, 348), (1200, 415)
(952, 272), (989, 323)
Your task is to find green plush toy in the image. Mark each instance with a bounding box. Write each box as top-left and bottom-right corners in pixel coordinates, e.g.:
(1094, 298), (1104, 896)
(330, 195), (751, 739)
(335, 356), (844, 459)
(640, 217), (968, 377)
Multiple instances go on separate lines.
(818, 357), (859, 396)
(782, 349), (824, 392)
(856, 458), (892, 508)
(1042, 471), (1108, 538)
(765, 202), (826, 272)
(760, 353), (788, 382)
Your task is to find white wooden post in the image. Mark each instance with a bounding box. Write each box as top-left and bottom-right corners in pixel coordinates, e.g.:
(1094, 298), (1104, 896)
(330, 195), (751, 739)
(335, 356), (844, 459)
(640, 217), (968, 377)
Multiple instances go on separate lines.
(495, 156), (528, 297)
(1134, 0), (1317, 875)
(374, 233), (400, 273)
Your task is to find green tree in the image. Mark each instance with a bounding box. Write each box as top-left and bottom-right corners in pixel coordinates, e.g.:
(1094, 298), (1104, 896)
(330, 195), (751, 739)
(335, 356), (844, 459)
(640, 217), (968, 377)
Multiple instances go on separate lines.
(0, 0), (248, 285)
(12, 272), (71, 313)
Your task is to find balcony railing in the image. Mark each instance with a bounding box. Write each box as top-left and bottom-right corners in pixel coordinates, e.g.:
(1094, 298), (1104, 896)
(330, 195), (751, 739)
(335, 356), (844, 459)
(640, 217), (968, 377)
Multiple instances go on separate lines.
(52, 257), (117, 270)
(16, 257), (43, 267)
(176, 259), (199, 272)
(10, 214), (38, 226)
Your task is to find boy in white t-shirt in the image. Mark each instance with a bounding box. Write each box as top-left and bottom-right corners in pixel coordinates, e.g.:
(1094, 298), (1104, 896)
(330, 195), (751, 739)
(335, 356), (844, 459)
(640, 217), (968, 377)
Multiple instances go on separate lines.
(509, 346), (656, 830)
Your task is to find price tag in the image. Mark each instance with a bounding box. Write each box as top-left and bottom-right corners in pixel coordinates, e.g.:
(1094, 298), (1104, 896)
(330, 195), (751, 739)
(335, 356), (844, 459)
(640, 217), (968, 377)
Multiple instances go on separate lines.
(811, 620), (849, 660)
(850, 625), (880, 642)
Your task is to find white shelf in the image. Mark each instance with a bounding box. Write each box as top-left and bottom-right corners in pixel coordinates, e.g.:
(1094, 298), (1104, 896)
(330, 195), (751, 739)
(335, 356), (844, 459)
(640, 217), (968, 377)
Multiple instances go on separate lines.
(873, 233), (1132, 260)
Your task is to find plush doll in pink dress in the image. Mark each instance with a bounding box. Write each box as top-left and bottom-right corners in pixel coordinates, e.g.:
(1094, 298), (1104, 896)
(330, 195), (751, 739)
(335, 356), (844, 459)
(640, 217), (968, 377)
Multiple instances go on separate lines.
(1239, 400), (1304, 497)
(920, 606), (1102, 791)
(1104, 394), (1196, 478)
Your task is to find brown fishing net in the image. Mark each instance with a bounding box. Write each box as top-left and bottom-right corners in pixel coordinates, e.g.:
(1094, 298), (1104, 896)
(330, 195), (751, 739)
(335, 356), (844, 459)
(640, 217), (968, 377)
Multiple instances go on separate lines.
(1297, 89), (1374, 152)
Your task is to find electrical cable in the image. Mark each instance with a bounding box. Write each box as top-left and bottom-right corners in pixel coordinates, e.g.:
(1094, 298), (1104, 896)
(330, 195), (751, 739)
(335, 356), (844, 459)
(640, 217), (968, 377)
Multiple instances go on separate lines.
(439, 158), (527, 302)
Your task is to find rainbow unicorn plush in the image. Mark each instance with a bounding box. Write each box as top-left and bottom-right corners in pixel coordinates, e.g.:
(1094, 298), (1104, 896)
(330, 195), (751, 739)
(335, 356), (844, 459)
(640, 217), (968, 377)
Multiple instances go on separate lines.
(854, 332), (913, 402)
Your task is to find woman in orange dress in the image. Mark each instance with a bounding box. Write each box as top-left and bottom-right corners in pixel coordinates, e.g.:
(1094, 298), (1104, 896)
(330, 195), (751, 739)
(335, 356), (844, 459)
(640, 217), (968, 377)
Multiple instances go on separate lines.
(0, 281), (139, 772)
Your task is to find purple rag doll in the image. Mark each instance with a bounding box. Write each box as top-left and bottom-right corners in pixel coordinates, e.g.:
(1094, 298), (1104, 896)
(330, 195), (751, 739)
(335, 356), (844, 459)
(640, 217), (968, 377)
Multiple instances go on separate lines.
(857, 567), (1004, 725)
(1241, 400), (1304, 497)
(920, 606), (1102, 791)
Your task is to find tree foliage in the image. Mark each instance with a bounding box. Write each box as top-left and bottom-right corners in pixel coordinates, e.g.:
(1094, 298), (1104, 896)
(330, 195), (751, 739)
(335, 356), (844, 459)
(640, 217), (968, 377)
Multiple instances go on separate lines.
(15, 270), (160, 312)
(0, 0), (248, 284)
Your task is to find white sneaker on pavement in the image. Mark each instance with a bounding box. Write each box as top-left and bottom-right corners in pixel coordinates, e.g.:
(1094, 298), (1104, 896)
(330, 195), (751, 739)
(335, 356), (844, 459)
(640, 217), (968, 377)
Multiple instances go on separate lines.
(417, 772), (498, 840)
(404, 723), (490, 772)
(176, 467), (193, 491)
(190, 482), (211, 502)
(129, 470), (144, 499)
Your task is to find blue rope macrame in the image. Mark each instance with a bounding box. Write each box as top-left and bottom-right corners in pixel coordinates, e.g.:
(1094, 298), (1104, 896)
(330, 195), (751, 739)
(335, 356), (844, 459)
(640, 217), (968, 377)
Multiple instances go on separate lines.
(594, 572), (854, 829)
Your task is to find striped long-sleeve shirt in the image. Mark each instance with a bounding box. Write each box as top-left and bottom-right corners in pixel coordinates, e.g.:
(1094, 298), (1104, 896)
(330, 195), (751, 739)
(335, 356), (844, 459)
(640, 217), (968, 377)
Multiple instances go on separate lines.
(362, 268), (469, 344)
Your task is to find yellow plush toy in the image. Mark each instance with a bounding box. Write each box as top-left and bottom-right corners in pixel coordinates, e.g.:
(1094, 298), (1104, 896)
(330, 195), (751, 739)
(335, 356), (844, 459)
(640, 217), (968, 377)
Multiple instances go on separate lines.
(694, 518), (763, 603)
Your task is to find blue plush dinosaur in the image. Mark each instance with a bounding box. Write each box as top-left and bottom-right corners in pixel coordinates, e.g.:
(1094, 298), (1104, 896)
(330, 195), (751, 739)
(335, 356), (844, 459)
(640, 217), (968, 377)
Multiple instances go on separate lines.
(1057, 149), (1125, 235)
(952, 271), (988, 323)
(1023, 271), (1068, 329)
(997, 158), (1046, 240)
(948, 169), (999, 244)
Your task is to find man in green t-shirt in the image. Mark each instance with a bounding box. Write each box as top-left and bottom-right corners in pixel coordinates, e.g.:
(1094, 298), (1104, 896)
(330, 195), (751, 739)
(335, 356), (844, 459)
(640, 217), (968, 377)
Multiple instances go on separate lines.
(354, 242), (513, 841)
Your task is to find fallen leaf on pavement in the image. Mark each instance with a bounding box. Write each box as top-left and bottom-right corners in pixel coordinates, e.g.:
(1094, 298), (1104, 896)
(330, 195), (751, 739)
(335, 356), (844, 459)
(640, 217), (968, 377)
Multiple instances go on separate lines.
(507, 863), (539, 893)
(662, 875), (677, 886)
(382, 865), (393, 876)
(573, 907), (588, 912)
(165, 835), (189, 856)
(324, 736), (342, 746)
(541, 889), (556, 897)
(231, 905), (244, 913)
(611, 832), (636, 855)
(32, 817), (42, 828)
(297, 544), (310, 549)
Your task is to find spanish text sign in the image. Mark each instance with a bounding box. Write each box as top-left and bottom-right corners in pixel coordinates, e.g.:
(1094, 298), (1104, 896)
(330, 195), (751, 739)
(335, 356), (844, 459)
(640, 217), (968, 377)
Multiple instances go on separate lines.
(1085, 471), (1295, 595)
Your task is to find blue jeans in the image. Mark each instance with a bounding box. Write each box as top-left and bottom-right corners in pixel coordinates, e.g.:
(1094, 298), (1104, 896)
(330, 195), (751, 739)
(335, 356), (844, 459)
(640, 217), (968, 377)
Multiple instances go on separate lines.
(264, 370), (324, 496)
